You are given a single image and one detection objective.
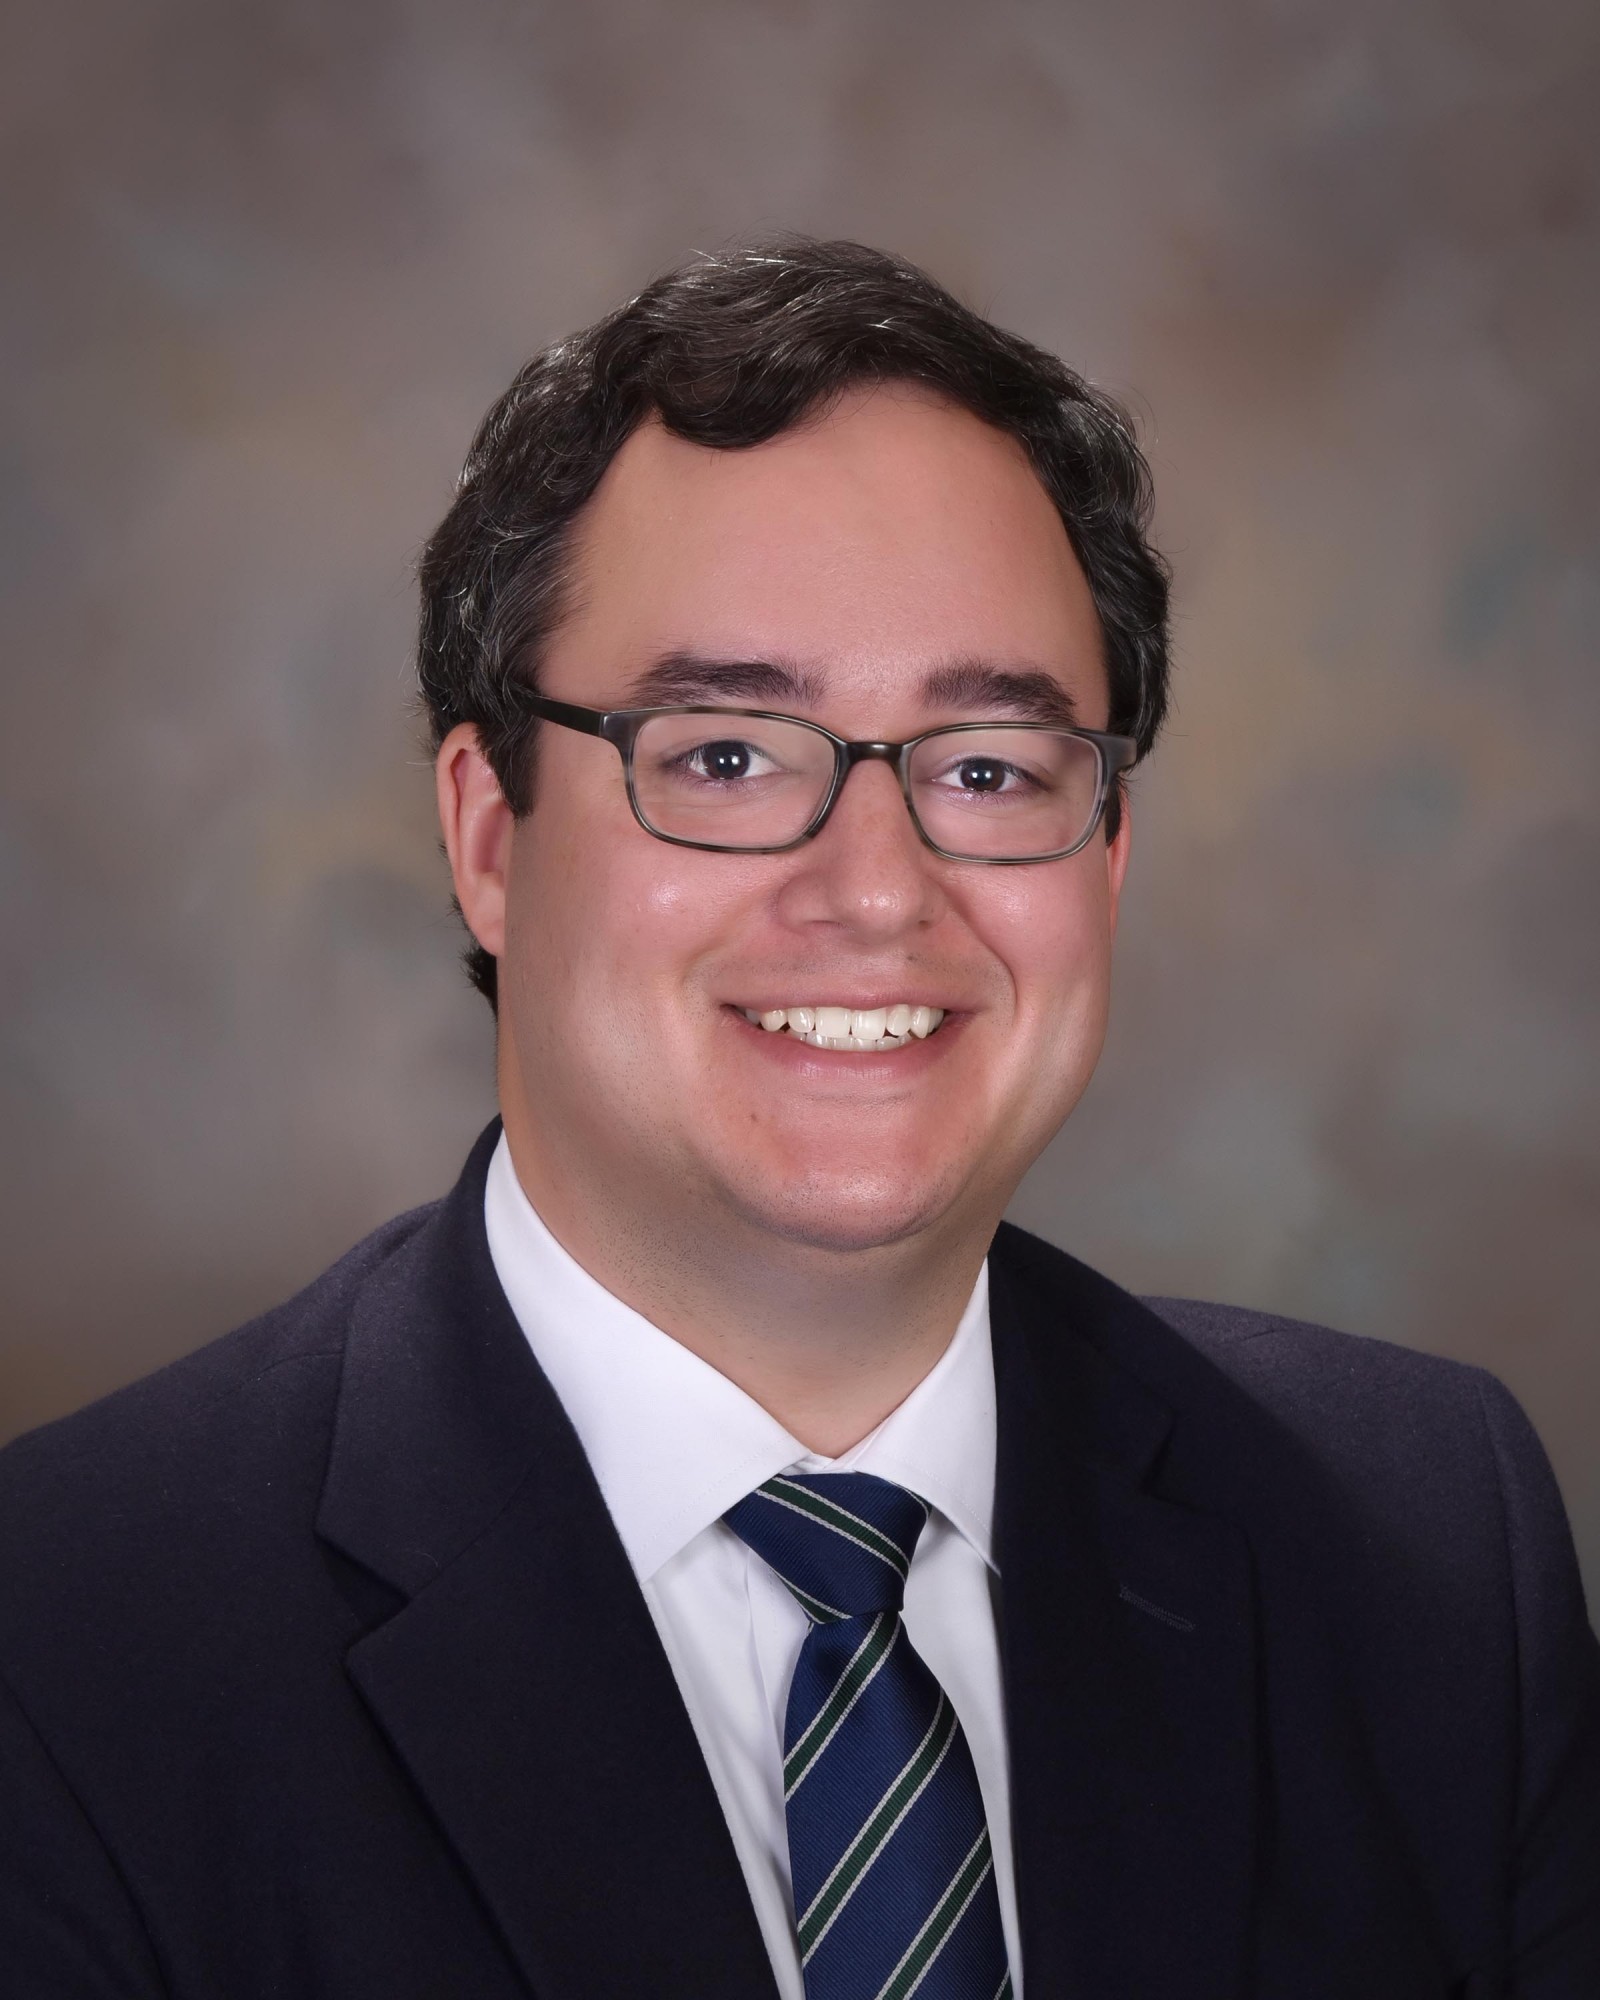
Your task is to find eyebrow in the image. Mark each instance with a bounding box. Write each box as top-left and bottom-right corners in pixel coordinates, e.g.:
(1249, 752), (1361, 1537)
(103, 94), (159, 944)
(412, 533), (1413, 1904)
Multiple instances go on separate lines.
(624, 653), (826, 709)
(919, 659), (1081, 728)
(624, 651), (1082, 728)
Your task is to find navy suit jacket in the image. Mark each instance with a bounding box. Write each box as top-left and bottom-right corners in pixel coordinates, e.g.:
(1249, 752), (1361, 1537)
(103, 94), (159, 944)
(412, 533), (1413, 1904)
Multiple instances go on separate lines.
(2, 1123), (1598, 1997)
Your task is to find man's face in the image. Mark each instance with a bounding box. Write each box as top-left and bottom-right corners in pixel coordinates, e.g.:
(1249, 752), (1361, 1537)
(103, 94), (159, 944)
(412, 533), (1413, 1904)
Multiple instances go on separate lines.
(494, 384), (1129, 1257)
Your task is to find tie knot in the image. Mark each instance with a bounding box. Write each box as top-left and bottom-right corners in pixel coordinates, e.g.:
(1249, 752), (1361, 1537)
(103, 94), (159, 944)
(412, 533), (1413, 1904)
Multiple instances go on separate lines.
(724, 1472), (929, 1622)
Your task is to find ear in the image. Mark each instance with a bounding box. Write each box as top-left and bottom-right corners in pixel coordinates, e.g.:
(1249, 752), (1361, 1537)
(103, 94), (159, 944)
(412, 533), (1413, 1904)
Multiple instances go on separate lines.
(435, 723), (513, 961)
(1105, 792), (1132, 940)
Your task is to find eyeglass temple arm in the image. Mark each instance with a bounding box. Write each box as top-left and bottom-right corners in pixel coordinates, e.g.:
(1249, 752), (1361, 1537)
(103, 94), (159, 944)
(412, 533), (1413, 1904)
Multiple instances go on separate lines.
(523, 692), (610, 737)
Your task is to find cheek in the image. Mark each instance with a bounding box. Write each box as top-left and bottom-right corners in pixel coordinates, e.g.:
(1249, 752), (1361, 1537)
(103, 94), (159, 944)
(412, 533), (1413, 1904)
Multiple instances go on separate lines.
(510, 805), (761, 1006)
(966, 860), (1114, 1025)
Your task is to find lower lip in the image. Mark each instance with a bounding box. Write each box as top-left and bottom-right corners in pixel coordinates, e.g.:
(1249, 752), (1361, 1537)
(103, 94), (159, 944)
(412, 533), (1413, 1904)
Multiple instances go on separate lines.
(722, 1008), (964, 1078)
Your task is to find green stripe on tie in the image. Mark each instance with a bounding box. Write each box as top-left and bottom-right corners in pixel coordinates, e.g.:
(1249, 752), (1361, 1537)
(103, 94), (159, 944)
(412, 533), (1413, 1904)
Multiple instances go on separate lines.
(798, 1695), (959, 1960)
(873, 1828), (995, 2000)
(786, 1580), (848, 1624)
(784, 1614), (898, 1797)
(762, 1478), (912, 1576)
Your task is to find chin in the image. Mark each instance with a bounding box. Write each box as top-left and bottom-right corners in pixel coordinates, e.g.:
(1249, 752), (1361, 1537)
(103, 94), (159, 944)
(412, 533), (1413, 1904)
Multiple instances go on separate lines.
(719, 1157), (973, 1256)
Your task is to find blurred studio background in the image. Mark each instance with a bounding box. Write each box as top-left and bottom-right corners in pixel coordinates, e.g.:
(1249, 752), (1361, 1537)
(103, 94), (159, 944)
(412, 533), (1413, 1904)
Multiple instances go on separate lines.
(3, 0), (1597, 1606)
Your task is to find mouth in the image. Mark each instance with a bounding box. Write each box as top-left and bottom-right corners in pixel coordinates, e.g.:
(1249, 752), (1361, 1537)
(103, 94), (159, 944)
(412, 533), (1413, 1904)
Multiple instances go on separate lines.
(735, 1003), (948, 1053)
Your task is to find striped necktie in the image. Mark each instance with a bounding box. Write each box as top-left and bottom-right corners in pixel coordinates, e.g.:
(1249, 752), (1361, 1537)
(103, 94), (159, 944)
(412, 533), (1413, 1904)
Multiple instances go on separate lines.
(724, 1471), (1013, 2000)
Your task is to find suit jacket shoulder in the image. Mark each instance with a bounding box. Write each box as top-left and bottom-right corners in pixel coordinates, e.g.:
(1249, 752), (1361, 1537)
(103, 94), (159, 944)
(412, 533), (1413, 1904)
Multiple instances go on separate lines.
(986, 1221), (1600, 1995)
(995, 1219), (1563, 1554)
(0, 1199), (436, 1590)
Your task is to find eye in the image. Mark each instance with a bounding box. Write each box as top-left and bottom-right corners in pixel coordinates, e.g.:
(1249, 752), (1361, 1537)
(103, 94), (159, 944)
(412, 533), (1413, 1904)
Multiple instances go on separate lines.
(694, 739), (759, 781)
(928, 754), (1041, 798)
(668, 735), (786, 785)
(952, 756), (1009, 794)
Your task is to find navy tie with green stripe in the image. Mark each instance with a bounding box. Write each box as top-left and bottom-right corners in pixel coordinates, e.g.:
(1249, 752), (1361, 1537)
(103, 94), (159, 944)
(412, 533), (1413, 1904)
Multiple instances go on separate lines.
(724, 1472), (1013, 2000)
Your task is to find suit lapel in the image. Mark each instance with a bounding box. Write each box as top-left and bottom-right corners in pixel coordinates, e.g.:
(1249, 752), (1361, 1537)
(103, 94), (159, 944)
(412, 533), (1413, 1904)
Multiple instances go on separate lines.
(317, 1126), (779, 2000)
(989, 1226), (1257, 2000)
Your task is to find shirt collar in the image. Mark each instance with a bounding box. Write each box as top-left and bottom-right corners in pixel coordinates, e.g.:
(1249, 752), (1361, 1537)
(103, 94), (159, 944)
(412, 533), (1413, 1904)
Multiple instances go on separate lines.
(483, 1133), (997, 1584)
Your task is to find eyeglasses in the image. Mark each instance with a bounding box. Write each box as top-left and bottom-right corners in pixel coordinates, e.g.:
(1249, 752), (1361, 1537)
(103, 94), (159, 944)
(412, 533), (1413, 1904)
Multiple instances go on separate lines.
(523, 694), (1136, 863)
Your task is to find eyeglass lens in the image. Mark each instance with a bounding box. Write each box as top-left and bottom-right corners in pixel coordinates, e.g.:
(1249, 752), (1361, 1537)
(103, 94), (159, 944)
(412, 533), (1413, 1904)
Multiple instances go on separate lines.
(627, 713), (1105, 859)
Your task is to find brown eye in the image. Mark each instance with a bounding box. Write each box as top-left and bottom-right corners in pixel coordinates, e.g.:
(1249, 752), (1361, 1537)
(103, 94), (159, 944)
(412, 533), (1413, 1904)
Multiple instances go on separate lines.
(954, 757), (1007, 793)
(698, 740), (754, 781)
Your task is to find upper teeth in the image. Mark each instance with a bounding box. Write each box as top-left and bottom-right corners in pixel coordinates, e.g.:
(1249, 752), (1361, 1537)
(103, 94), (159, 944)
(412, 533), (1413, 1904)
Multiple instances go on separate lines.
(741, 1004), (946, 1050)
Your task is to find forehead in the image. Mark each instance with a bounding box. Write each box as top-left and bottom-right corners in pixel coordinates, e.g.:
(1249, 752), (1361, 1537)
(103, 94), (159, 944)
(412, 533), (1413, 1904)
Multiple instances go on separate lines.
(550, 383), (1107, 717)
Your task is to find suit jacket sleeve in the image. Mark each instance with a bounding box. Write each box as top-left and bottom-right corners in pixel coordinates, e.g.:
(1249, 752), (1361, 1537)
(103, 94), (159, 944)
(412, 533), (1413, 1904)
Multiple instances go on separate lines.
(1479, 1373), (1600, 1994)
(0, 1672), (168, 1999)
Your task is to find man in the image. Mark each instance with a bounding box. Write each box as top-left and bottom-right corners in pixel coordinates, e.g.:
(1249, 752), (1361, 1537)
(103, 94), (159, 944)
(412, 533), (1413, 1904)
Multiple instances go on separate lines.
(1, 240), (1596, 1999)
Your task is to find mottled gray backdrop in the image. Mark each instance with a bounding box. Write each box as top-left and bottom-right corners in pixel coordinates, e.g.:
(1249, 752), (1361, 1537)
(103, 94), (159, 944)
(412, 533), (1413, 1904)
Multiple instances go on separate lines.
(3, 0), (1597, 1606)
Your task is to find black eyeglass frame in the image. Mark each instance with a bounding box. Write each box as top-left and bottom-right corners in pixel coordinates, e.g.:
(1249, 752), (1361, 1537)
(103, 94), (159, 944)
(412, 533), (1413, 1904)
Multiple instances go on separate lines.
(523, 692), (1138, 863)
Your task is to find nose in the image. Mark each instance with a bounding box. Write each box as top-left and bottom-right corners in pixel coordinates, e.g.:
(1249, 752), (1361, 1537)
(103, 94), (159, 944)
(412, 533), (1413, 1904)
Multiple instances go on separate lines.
(771, 755), (948, 941)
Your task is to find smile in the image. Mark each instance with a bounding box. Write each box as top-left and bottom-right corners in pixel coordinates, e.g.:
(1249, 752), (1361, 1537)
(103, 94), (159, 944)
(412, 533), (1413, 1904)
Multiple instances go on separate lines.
(737, 1004), (948, 1052)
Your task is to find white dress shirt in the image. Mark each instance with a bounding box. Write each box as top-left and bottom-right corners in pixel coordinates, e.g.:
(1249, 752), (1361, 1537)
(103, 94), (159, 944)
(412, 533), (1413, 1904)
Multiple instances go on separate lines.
(483, 1134), (1021, 1998)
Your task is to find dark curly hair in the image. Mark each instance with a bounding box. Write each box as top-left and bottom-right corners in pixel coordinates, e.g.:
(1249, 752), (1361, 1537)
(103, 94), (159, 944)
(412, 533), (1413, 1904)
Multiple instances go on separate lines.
(417, 237), (1171, 1008)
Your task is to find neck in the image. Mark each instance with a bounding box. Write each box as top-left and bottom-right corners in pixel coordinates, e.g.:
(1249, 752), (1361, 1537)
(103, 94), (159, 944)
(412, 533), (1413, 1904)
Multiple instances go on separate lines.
(498, 1108), (991, 1460)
